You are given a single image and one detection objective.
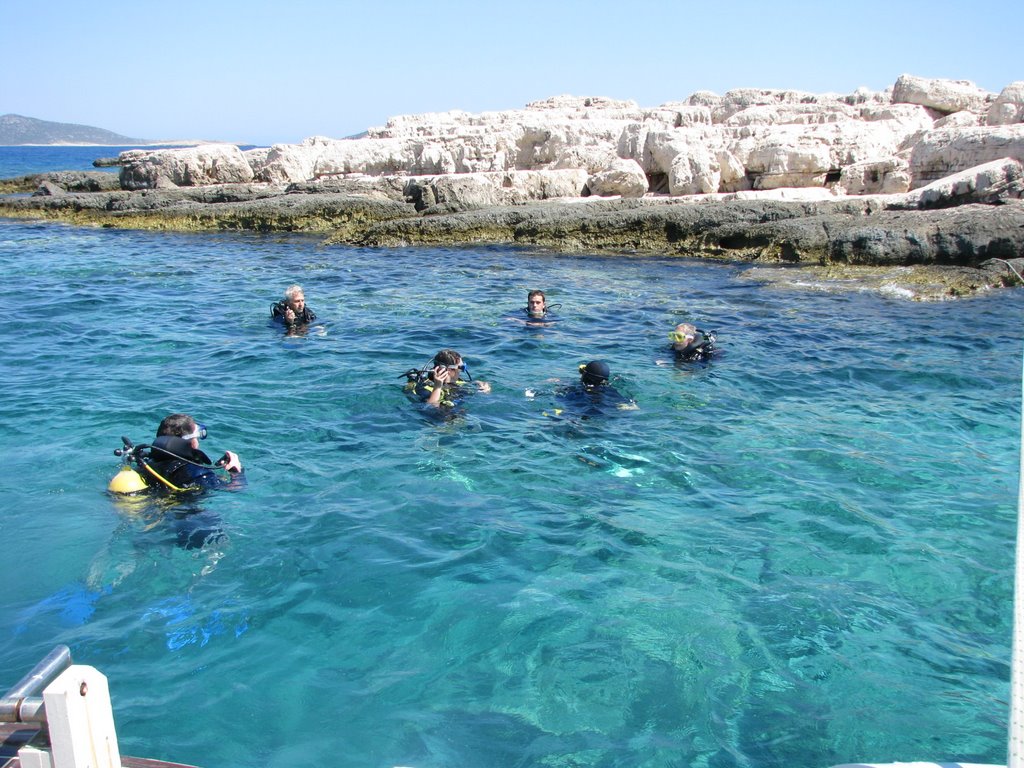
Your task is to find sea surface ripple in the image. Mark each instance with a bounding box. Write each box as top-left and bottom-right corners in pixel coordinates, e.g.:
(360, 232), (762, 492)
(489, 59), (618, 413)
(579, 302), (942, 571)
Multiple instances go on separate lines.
(0, 217), (1020, 768)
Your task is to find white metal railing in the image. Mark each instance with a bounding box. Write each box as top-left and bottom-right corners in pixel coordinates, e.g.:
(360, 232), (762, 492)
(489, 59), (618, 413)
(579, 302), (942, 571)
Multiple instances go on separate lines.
(1, 645), (121, 768)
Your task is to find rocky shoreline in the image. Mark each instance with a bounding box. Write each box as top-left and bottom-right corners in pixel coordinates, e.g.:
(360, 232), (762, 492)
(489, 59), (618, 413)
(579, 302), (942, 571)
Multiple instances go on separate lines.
(2, 74), (1023, 300)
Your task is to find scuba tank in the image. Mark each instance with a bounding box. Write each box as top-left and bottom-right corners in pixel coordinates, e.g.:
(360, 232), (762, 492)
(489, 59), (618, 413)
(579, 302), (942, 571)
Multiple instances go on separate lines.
(107, 436), (149, 494)
(108, 434), (231, 495)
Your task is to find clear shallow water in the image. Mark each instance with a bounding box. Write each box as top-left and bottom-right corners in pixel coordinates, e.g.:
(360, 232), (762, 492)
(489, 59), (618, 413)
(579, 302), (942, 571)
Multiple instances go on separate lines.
(0, 176), (1022, 767)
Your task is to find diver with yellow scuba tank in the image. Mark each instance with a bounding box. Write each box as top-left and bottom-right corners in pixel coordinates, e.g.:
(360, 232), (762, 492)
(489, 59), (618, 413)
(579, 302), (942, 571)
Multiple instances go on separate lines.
(108, 413), (245, 495)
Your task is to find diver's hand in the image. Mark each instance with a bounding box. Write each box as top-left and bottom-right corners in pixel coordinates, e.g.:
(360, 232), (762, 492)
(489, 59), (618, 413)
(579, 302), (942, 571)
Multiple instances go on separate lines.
(284, 307), (296, 324)
(433, 365), (454, 385)
(476, 381), (492, 394)
(217, 451), (243, 473)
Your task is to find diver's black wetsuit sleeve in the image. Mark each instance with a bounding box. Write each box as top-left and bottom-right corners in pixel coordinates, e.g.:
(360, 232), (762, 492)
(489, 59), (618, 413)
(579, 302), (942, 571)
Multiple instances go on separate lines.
(181, 463), (246, 490)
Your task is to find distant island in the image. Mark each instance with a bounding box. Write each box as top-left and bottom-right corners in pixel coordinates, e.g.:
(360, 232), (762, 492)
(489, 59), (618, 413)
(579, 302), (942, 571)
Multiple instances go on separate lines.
(0, 114), (148, 145)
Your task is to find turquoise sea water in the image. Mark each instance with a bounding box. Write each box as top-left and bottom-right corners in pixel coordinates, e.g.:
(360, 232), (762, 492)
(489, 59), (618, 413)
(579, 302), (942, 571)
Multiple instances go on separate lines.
(0, 148), (1022, 768)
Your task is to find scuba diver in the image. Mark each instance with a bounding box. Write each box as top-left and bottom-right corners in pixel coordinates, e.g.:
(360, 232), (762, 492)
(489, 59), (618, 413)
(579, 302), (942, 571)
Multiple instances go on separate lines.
(403, 349), (492, 409)
(510, 290), (560, 326)
(107, 414), (245, 550)
(271, 284), (317, 330)
(667, 323), (717, 362)
(527, 290), (548, 319)
(548, 360), (637, 418)
(108, 413), (245, 496)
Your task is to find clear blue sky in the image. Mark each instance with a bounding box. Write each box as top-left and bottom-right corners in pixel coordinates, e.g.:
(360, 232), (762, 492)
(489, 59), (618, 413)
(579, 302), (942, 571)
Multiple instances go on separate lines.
(2, 0), (1021, 146)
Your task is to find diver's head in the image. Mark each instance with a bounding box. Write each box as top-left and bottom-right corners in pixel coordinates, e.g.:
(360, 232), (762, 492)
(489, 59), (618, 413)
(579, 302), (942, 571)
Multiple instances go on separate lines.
(157, 413), (207, 446)
(431, 348), (467, 382)
(527, 290), (547, 317)
(283, 284), (306, 313)
(669, 323), (698, 351)
(580, 360), (610, 387)
(433, 349), (462, 369)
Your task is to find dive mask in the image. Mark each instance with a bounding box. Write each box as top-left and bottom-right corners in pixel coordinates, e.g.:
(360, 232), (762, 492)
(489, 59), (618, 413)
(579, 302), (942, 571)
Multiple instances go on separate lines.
(181, 423), (208, 441)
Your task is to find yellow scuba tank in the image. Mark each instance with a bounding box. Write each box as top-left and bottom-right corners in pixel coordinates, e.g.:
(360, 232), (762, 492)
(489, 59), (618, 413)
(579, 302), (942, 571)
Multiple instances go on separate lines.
(108, 465), (148, 494)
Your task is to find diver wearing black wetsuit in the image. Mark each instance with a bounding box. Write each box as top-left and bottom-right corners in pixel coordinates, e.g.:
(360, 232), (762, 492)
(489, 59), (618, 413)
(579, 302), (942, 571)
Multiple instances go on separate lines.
(403, 349), (491, 411)
(271, 301), (316, 327)
(145, 436), (243, 491)
(517, 289), (559, 326)
(271, 284), (316, 329)
(555, 360), (636, 417)
(140, 414), (245, 493)
(669, 325), (716, 362)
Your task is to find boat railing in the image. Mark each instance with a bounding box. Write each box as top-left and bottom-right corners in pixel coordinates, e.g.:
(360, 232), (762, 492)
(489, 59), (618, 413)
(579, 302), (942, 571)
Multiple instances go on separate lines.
(0, 645), (72, 726)
(1, 645), (122, 768)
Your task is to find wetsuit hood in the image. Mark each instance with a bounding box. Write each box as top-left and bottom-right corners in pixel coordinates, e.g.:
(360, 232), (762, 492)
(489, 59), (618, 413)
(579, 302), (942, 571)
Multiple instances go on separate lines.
(581, 360), (610, 386)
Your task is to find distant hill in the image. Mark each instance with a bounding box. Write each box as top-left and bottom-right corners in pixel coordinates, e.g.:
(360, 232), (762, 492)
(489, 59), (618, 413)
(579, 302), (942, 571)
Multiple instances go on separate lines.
(0, 114), (147, 145)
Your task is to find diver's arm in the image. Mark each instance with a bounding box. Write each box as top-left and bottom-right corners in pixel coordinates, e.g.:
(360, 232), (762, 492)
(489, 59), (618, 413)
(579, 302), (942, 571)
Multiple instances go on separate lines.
(424, 367), (452, 407)
(425, 384), (445, 407)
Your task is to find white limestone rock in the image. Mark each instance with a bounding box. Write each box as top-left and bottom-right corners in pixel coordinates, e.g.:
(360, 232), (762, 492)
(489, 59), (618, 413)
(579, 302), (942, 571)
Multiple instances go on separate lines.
(686, 91), (722, 109)
(517, 168), (590, 200)
(669, 147), (721, 195)
(933, 111), (985, 129)
(742, 129), (832, 190)
(711, 88), (842, 124)
(405, 169), (588, 210)
(988, 82), (1024, 125)
(419, 172), (501, 209)
(892, 74), (994, 115)
(524, 94), (643, 119)
(836, 157), (911, 195)
(119, 144), (254, 189)
(843, 86), (892, 107)
(641, 127), (724, 193)
(247, 136), (328, 184)
(515, 120), (623, 172)
(365, 97), (670, 176)
(313, 137), (415, 177)
(722, 102), (859, 126)
(643, 104), (712, 127)
(108, 76), (1023, 207)
(716, 149), (747, 193)
(894, 158), (1024, 207)
(586, 158), (648, 198)
(908, 125), (1024, 187)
